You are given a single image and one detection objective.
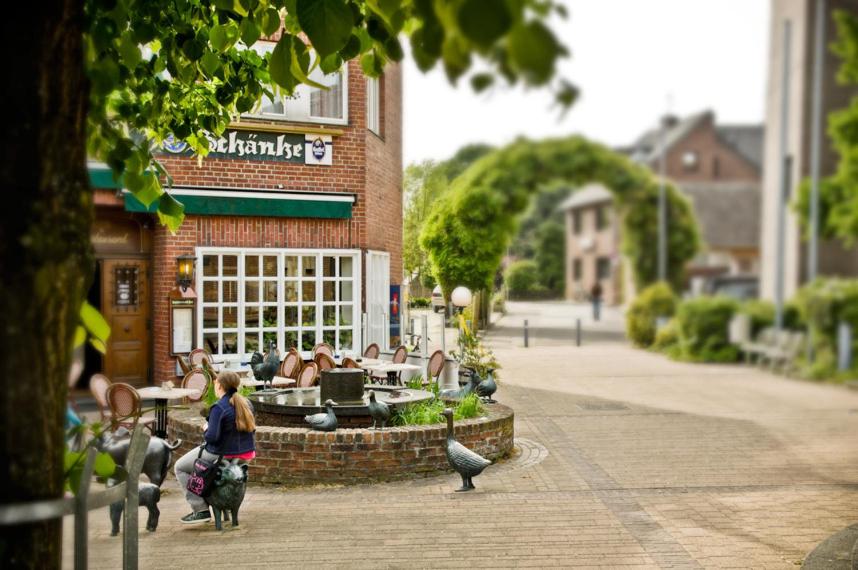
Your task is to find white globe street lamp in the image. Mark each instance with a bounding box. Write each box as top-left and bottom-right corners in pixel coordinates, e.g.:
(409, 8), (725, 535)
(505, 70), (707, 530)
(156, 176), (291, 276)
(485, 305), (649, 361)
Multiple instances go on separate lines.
(451, 286), (472, 313)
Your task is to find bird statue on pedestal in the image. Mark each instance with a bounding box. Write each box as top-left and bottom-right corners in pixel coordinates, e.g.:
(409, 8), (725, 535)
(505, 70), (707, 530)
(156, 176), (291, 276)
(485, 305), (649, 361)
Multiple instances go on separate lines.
(367, 390), (390, 429)
(304, 399), (338, 431)
(441, 408), (491, 492)
(475, 369), (497, 403)
(439, 371), (480, 402)
(252, 341), (280, 388)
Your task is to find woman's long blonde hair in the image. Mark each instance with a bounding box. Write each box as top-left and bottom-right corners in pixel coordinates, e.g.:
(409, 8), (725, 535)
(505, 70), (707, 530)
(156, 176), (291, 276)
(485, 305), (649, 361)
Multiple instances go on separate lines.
(217, 371), (256, 432)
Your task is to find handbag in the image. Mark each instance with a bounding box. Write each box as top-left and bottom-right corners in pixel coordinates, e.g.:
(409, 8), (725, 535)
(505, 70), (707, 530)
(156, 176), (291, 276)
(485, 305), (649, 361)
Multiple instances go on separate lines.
(186, 446), (223, 498)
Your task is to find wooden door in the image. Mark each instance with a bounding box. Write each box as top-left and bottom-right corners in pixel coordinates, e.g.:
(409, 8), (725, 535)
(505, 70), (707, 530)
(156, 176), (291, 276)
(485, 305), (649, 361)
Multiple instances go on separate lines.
(101, 259), (150, 387)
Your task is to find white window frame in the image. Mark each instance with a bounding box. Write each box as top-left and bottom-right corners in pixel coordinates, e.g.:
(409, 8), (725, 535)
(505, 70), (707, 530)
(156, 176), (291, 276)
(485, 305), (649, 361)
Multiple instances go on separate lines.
(242, 41), (349, 126)
(366, 76), (380, 135)
(196, 247), (362, 360)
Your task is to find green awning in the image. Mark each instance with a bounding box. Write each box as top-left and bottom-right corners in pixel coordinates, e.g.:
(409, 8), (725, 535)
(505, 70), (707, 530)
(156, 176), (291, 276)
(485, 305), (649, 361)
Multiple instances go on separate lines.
(123, 189), (354, 219)
(89, 164), (122, 189)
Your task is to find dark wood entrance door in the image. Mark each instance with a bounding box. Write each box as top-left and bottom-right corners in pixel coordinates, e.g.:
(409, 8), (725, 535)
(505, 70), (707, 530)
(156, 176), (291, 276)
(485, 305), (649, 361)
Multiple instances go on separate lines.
(101, 259), (150, 387)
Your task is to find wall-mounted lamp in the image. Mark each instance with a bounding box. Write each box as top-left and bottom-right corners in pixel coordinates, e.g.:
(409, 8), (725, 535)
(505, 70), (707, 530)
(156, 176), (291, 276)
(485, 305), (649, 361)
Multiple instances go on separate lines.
(176, 254), (196, 292)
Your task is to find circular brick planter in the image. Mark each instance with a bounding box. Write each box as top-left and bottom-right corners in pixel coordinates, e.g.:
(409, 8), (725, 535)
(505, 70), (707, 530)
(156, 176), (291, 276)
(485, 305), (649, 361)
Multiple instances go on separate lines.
(168, 403), (514, 486)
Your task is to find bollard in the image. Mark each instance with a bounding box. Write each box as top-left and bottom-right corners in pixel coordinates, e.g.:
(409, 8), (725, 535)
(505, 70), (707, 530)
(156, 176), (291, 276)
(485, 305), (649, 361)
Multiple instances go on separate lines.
(576, 318), (581, 347)
(838, 321), (852, 371)
(524, 319), (529, 348)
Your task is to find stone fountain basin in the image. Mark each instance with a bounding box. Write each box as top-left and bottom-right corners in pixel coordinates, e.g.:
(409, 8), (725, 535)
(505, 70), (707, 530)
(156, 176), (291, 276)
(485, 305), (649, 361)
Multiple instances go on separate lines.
(247, 385), (434, 427)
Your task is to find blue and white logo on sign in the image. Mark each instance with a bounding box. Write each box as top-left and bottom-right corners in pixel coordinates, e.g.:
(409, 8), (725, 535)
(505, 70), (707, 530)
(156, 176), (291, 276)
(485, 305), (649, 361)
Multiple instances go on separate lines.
(311, 138), (326, 160)
(162, 135), (189, 154)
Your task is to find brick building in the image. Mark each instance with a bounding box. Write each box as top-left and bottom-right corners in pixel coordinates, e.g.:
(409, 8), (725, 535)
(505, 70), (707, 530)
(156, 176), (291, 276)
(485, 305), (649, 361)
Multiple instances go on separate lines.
(85, 53), (402, 387)
(562, 110), (764, 304)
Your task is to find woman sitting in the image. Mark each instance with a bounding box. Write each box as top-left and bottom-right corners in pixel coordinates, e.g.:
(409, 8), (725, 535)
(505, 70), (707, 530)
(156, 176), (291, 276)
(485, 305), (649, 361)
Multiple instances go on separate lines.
(174, 371), (256, 524)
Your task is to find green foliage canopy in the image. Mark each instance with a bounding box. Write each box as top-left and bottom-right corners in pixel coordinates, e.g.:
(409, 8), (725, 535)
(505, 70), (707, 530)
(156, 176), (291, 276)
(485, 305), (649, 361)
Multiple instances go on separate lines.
(504, 259), (540, 297)
(420, 136), (700, 295)
(85, 0), (571, 233)
(795, 10), (858, 242)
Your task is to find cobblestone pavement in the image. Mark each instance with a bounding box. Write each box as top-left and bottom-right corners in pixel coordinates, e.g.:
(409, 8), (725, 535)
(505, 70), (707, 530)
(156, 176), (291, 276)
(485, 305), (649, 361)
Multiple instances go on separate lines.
(66, 302), (858, 569)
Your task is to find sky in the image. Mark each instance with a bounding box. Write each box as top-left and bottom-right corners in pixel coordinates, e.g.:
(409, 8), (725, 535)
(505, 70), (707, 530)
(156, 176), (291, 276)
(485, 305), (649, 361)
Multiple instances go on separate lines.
(402, 0), (771, 165)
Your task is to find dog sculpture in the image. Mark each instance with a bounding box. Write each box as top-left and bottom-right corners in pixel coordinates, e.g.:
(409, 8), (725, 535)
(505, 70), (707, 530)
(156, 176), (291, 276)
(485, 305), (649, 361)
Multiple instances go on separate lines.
(109, 482), (161, 535)
(207, 459), (248, 531)
(95, 427), (181, 487)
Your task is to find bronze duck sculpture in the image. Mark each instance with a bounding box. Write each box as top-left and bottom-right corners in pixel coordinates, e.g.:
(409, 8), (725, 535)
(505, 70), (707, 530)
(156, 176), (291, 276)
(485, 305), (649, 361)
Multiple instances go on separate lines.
(304, 399), (338, 431)
(367, 390), (390, 429)
(475, 369), (497, 403)
(439, 371), (479, 402)
(441, 408), (491, 492)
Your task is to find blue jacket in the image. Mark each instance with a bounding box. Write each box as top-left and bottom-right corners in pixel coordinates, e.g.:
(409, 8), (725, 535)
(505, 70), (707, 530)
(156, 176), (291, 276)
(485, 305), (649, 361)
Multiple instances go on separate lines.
(204, 392), (256, 455)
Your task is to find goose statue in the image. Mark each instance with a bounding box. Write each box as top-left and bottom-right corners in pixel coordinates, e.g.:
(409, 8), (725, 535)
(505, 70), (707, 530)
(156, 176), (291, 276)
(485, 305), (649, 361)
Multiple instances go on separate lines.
(441, 408), (491, 492)
(475, 369), (497, 403)
(304, 399), (338, 431)
(439, 371), (479, 402)
(367, 390), (390, 429)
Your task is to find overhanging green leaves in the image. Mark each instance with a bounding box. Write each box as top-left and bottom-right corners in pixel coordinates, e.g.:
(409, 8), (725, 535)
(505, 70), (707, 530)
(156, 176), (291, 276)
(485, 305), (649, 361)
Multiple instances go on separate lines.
(297, 0), (354, 56)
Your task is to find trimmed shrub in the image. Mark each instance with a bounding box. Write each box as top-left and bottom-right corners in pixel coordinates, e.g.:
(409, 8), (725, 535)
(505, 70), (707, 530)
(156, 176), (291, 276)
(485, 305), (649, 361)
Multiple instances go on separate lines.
(491, 291), (506, 314)
(626, 282), (677, 347)
(738, 299), (803, 335)
(675, 296), (740, 362)
(794, 278), (858, 379)
(409, 297), (431, 308)
(653, 317), (679, 351)
(505, 260), (544, 299)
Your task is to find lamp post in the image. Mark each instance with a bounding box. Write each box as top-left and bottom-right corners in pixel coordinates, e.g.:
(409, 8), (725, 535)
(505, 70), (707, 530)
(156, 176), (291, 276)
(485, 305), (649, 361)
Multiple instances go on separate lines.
(451, 286), (472, 357)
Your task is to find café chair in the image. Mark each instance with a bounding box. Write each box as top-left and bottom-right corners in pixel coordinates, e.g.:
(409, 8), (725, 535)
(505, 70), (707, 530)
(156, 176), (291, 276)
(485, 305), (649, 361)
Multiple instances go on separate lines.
(105, 383), (156, 433)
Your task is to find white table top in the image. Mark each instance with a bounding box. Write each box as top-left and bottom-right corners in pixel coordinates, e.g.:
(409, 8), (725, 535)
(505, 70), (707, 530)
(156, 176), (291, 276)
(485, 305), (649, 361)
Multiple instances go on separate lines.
(365, 362), (422, 372)
(357, 358), (384, 368)
(138, 386), (200, 400)
(242, 376), (296, 387)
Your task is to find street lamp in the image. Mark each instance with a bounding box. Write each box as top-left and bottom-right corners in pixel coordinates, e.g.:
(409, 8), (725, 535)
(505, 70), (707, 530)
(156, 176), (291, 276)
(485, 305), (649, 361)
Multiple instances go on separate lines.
(451, 286), (472, 314)
(176, 254), (196, 292)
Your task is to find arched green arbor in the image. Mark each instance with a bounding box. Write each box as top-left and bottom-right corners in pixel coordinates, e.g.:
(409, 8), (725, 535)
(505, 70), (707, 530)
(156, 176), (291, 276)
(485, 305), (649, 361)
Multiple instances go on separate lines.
(420, 135), (700, 295)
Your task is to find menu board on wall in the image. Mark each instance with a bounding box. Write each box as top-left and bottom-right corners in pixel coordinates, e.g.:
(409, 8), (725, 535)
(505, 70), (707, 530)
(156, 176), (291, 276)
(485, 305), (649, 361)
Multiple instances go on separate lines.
(171, 306), (194, 354)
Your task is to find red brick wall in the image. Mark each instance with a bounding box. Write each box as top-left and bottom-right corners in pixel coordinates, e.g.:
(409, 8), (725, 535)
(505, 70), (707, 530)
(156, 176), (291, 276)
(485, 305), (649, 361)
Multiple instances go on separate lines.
(148, 59), (403, 382)
(168, 403), (514, 486)
(660, 117), (760, 183)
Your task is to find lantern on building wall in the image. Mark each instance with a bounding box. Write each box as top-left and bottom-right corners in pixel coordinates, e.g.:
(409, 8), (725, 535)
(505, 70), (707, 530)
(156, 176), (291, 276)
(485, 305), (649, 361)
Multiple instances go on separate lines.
(176, 254), (196, 292)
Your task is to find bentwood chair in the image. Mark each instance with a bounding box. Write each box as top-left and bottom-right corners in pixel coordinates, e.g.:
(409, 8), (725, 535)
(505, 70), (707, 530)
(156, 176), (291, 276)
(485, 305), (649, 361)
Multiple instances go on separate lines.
(279, 349), (302, 379)
(297, 362), (319, 388)
(392, 345), (408, 364)
(363, 343), (380, 359)
(105, 383), (156, 433)
(341, 357), (360, 369)
(313, 343), (334, 359)
(89, 373), (113, 423)
(188, 348), (212, 369)
(181, 370), (209, 403)
(315, 352), (336, 373)
(426, 349), (446, 388)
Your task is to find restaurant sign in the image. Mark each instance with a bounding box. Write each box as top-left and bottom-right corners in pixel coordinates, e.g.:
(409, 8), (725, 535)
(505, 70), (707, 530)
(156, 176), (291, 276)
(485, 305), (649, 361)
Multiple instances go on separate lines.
(161, 130), (332, 166)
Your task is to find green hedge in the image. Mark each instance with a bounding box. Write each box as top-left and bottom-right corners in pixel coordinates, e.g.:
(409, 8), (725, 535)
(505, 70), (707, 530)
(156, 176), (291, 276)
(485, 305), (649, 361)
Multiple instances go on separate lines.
(409, 297), (431, 308)
(674, 296), (740, 362)
(794, 278), (858, 379)
(505, 260), (545, 298)
(738, 299), (803, 335)
(626, 282), (677, 347)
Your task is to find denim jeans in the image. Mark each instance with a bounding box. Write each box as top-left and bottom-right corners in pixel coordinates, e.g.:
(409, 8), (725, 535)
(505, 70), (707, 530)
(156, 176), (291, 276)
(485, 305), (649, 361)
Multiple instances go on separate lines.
(174, 445), (220, 513)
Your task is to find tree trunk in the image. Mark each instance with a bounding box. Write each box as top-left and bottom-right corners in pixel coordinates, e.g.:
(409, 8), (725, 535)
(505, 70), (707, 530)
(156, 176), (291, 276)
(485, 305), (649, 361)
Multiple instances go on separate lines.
(0, 1), (90, 567)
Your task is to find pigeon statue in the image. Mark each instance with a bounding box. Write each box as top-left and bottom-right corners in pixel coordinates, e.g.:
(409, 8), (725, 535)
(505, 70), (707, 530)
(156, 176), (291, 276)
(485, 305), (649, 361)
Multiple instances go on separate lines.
(304, 399), (338, 431)
(441, 408), (491, 492)
(475, 369), (498, 403)
(253, 341), (280, 388)
(367, 390), (390, 429)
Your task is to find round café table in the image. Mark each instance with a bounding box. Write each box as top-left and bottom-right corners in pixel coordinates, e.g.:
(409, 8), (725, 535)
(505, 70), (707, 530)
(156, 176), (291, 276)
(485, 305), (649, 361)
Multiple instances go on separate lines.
(137, 386), (200, 439)
(365, 362), (423, 386)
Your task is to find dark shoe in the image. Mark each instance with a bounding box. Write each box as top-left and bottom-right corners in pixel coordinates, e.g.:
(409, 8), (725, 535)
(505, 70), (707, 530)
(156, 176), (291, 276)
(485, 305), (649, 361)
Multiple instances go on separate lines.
(180, 510), (211, 524)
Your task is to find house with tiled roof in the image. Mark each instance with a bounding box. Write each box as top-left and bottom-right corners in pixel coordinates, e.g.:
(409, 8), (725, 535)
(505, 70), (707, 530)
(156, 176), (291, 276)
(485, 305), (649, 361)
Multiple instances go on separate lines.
(562, 110), (763, 304)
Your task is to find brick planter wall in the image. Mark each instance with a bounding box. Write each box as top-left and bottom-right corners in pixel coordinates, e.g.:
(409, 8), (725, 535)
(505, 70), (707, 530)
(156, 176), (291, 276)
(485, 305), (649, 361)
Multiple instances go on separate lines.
(168, 403), (514, 485)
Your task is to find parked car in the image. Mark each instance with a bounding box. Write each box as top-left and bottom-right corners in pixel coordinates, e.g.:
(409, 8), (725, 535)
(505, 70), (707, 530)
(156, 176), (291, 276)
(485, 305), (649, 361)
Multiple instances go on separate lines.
(431, 286), (446, 313)
(704, 275), (759, 301)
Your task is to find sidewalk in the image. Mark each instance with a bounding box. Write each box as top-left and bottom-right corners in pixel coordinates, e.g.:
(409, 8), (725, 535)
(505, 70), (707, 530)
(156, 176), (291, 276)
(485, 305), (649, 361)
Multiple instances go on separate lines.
(65, 301), (858, 568)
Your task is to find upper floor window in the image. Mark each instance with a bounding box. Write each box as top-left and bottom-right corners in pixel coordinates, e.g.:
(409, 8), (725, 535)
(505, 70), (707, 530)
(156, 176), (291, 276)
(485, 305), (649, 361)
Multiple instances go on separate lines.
(572, 210), (582, 234)
(595, 205), (610, 231)
(245, 42), (348, 126)
(366, 76), (381, 135)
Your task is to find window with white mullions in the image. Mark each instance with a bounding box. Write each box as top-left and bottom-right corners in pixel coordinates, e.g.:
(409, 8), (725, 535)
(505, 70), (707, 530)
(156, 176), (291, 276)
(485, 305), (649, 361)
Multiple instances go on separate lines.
(197, 248), (361, 359)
